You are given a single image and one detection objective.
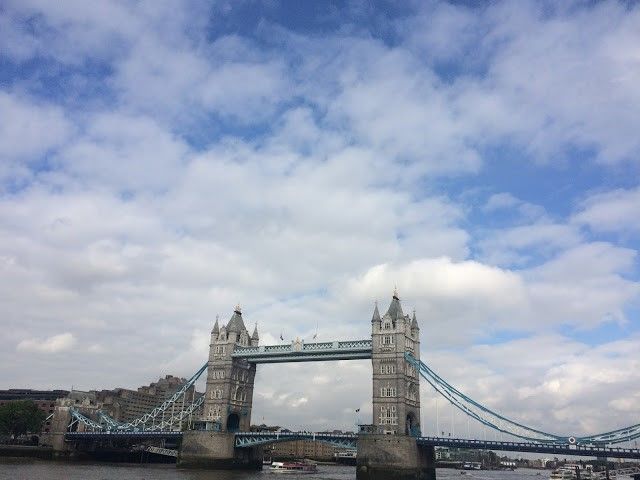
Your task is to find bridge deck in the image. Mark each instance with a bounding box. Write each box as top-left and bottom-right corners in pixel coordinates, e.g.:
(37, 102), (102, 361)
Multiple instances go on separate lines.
(64, 431), (640, 459)
(235, 431), (358, 448)
(418, 437), (640, 459)
(232, 339), (372, 363)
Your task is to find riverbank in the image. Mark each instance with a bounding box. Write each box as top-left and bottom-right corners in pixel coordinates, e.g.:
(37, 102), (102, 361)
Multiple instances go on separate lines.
(0, 445), (53, 460)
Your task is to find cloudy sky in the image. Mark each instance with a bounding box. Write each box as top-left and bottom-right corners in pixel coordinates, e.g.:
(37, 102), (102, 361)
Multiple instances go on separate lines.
(1, 0), (639, 440)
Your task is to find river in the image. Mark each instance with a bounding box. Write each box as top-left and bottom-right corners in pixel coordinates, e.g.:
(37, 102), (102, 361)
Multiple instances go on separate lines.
(0, 460), (547, 480)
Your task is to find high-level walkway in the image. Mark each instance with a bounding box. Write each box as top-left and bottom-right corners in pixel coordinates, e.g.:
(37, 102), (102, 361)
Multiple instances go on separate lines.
(231, 339), (372, 363)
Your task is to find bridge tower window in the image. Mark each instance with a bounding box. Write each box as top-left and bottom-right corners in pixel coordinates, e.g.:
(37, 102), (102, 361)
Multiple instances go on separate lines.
(379, 405), (397, 425)
(380, 386), (396, 397)
(210, 388), (222, 399)
(380, 364), (396, 374)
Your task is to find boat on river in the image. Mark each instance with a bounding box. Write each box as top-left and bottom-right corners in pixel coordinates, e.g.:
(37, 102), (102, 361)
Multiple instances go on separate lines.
(269, 461), (318, 474)
(549, 464), (596, 479)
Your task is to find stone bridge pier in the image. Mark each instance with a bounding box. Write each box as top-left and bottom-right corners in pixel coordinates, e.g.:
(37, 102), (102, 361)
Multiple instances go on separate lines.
(178, 431), (262, 469)
(356, 434), (435, 480)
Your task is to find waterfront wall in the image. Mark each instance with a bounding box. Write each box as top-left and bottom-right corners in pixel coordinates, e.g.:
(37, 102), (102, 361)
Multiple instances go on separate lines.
(0, 445), (53, 459)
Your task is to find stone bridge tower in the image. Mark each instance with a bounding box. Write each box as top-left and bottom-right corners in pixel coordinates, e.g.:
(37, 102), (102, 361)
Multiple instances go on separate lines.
(357, 290), (433, 480)
(203, 306), (258, 432)
(370, 289), (421, 435)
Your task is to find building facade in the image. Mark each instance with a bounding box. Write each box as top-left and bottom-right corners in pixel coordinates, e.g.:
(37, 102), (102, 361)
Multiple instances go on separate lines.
(370, 290), (421, 435)
(94, 375), (198, 423)
(0, 389), (69, 434)
(202, 306), (258, 432)
(269, 438), (349, 461)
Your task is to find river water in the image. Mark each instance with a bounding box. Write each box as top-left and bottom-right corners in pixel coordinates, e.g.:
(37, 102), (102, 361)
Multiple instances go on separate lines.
(0, 460), (547, 480)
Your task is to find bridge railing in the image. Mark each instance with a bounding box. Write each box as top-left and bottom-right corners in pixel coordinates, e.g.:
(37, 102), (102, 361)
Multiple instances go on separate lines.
(234, 430), (358, 449)
(232, 339), (372, 358)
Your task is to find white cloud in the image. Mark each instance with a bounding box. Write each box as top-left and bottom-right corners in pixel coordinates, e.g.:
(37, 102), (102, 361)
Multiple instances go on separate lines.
(478, 222), (583, 267)
(17, 333), (76, 353)
(0, 0), (638, 436)
(573, 187), (640, 234)
(483, 193), (520, 212)
(0, 92), (73, 184)
(87, 344), (105, 354)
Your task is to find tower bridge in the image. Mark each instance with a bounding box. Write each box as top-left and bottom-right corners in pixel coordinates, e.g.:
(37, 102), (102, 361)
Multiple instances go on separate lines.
(55, 290), (640, 480)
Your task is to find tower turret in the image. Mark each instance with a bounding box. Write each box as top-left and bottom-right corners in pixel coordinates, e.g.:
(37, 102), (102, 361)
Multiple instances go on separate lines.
(210, 315), (220, 342)
(226, 304), (246, 343)
(385, 287), (404, 325)
(251, 323), (259, 347)
(371, 301), (381, 325)
(411, 309), (419, 333)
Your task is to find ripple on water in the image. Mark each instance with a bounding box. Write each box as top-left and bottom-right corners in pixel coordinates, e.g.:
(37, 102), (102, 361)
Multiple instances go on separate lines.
(0, 461), (546, 480)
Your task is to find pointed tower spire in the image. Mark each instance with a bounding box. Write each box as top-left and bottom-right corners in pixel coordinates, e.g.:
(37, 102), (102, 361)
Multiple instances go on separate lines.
(211, 314), (220, 334)
(411, 308), (419, 330)
(386, 288), (404, 320)
(251, 322), (259, 340)
(227, 304), (246, 333)
(371, 300), (381, 324)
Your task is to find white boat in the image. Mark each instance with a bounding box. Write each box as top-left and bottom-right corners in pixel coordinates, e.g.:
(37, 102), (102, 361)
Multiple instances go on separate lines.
(549, 464), (596, 479)
(269, 461), (318, 474)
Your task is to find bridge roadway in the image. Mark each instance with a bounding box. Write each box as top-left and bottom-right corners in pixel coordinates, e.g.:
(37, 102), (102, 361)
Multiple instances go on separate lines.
(65, 431), (640, 459)
(416, 437), (640, 460)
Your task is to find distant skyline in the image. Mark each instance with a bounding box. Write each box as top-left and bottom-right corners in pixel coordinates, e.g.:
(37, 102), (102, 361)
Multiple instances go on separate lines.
(0, 0), (639, 437)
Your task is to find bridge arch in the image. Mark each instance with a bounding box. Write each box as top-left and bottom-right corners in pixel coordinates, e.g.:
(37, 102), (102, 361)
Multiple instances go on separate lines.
(406, 411), (418, 436)
(227, 413), (240, 432)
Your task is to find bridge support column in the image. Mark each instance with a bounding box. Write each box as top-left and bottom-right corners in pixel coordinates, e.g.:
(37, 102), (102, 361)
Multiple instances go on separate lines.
(178, 431), (261, 470)
(356, 434), (436, 480)
(41, 406), (73, 456)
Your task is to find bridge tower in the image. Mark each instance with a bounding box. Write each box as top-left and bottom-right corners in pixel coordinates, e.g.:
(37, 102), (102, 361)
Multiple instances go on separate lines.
(371, 289), (421, 435)
(358, 290), (434, 480)
(202, 306), (258, 433)
(180, 305), (261, 469)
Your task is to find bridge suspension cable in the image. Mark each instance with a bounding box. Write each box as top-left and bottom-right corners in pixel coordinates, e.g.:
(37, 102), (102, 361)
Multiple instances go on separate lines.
(69, 362), (208, 432)
(405, 353), (640, 445)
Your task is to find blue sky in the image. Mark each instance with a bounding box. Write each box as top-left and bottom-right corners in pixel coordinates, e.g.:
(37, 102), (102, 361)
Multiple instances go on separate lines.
(1, 0), (639, 437)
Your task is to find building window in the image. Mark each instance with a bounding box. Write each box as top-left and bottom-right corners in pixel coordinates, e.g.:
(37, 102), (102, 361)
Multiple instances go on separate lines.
(232, 386), (247, 402)
(379, 364), (396, 374)
(381, 335), (394, 346)
(384, 321), (392, 330)
(379, 405), (397, 425)
(407, 382), (418, 401)
(210, 389), (222, 399)
(380, 386), (396, 397)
